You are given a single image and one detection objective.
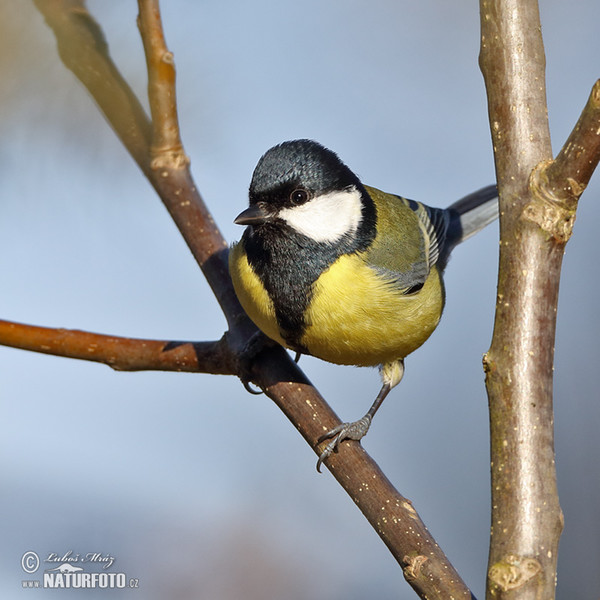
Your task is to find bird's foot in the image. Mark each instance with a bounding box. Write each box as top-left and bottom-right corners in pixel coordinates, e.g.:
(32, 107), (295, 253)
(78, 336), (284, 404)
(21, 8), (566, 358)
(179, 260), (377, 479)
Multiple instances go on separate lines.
(315, 414), (372, 472)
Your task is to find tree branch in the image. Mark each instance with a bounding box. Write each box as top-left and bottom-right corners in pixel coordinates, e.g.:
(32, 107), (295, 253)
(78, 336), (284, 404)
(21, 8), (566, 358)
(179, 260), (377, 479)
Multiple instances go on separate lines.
(544, 79), (600, 198)
(480, 3), (561, 599)
(529, 79), (600, 237)
(137, 0), (187, 168)
(479, 2), (599, 599)
(0, 319), (235, 374)
(249, 344), (478, 600)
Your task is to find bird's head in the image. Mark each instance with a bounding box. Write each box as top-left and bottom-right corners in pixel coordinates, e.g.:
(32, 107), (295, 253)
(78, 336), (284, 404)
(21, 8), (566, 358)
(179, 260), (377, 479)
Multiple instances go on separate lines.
(235, 139), (371, 244)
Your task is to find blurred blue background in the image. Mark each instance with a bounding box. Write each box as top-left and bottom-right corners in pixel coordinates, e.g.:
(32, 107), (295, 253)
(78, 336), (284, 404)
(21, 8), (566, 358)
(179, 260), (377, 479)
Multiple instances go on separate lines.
(1, 1), (598, 598)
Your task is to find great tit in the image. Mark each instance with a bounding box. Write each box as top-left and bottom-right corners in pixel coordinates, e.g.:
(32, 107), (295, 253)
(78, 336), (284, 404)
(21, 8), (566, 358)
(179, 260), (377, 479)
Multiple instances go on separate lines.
(229, 139), (498, 471)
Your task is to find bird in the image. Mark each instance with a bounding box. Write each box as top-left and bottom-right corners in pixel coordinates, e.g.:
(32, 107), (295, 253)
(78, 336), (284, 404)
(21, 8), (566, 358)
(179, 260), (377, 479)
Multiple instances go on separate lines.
(229, 139), (498, 471)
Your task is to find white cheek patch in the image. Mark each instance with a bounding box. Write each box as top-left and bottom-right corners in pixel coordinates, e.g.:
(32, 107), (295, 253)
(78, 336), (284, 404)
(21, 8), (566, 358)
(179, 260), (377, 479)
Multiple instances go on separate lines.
(278, 186), (363, 243)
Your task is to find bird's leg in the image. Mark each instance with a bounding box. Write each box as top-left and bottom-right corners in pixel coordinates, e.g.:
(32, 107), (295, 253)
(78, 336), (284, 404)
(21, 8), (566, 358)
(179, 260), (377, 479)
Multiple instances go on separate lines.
(316, 359), (405, 472)
(315, 385), (390, 472)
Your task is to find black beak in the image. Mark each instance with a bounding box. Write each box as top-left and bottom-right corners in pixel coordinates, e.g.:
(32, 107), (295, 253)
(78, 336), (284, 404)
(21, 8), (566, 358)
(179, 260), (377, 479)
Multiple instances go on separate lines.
(234, 204), (273, 226)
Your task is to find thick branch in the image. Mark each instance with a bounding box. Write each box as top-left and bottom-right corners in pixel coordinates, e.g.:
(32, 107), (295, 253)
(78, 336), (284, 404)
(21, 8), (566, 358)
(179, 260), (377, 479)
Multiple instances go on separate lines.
(477, 1), (597, 598)
(0, 319), (235, 374)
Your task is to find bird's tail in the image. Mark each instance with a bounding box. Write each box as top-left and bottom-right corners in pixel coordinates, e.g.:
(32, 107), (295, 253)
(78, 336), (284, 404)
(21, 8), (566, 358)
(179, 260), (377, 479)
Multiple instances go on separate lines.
(447, 184), (498, 244)
(434, 184), (498, 269)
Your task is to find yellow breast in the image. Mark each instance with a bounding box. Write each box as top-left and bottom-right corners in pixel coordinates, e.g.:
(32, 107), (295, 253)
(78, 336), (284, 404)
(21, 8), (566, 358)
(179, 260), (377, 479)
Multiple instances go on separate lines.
(300, 253), (444, 366)
(230, 242), (444, 368)
(229, 242), (287, 347)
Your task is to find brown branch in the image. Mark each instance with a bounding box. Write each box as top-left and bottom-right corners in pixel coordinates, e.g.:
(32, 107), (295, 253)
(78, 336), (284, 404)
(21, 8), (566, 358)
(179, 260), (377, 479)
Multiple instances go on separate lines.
(25, 2), (482, 598)
(0, 319), (235, 374)
(529, 79), (600, 237)
(480, 2), (561, 598)
(137, 0), (187, 167)
(250, 345), (478, 600)
(545, 79), (600, 198)
(134, 0), (246, 333)
(478, 2), (600, 599)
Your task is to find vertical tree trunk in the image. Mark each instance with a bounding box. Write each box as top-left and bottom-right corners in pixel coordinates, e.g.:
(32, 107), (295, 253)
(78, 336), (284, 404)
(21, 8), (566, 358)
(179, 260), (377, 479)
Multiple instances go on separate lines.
(479, 1), (564, 597)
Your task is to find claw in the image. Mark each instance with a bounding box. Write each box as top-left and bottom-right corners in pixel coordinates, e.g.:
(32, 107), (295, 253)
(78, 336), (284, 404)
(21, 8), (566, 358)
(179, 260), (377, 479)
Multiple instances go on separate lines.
(236, 330), (274, 396)
(315, 415), (372, 472)
(316, 436), (338, 473)
(241, 379), (263, 395)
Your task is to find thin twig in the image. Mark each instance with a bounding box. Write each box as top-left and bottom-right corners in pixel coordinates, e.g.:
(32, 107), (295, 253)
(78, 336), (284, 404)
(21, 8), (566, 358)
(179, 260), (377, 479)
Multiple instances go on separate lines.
(546, 79), (600, 196)
(0, 320), (235, 374)
(137, 0), (188, 168)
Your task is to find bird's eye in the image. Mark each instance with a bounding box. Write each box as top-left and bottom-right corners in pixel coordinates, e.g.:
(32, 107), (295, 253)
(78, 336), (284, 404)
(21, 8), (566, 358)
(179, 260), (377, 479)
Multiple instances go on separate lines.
(290, 188), (309, 205)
